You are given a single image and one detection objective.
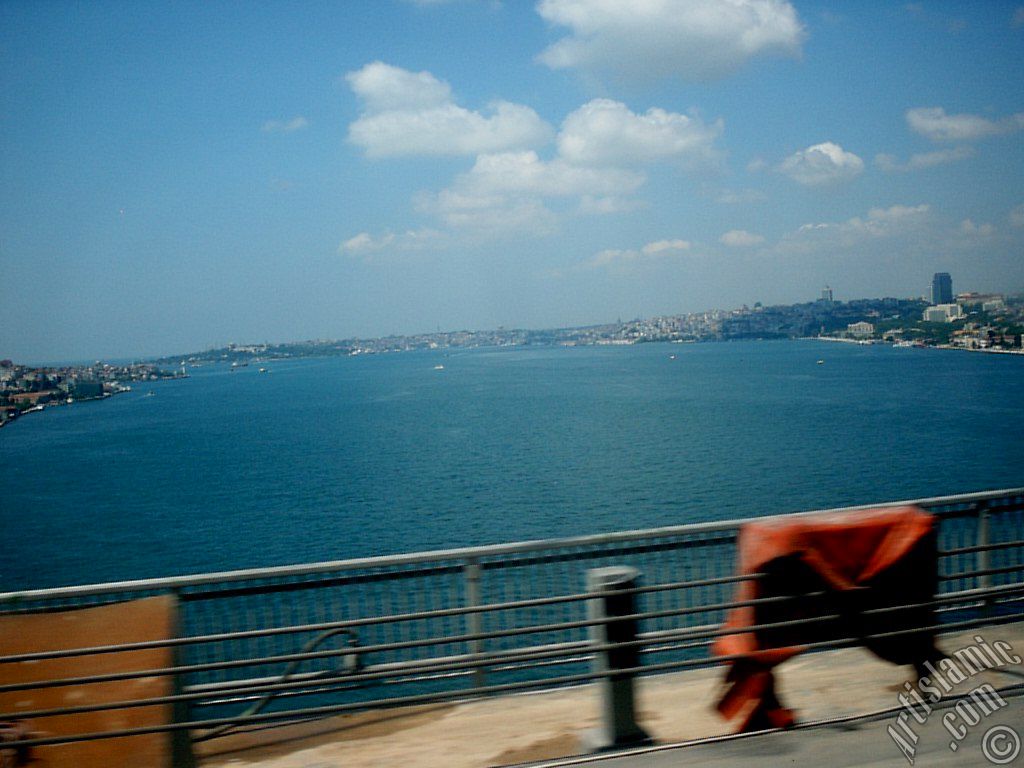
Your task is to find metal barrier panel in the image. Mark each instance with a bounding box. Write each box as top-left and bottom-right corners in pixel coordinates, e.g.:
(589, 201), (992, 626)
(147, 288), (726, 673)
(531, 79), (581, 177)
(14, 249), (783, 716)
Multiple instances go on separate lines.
(1, 487), (1021, 742)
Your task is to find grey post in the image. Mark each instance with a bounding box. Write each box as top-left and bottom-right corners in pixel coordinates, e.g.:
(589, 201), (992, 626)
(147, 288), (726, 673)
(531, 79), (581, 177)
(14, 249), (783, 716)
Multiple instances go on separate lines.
(976, 501), (991, 612)
(463, 557), (486, 689)
(582, 566), (652, 752)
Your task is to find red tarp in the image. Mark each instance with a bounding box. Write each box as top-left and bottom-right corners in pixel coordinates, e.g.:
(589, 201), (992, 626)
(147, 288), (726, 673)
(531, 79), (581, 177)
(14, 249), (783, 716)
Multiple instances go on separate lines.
(713, 505), (939, 732)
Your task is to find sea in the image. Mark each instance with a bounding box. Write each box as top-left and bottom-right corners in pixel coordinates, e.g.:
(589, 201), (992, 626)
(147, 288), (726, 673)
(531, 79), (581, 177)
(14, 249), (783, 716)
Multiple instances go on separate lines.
(2, 340), (1022, 592)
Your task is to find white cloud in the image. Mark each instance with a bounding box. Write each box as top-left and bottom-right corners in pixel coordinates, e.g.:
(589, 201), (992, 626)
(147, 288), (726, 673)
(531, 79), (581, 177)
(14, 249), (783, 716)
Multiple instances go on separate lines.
(416, 187), (559, 235)
(452, 150), (646, 198)
(720, 229), (765, 247)
(778, 142), (864, 186)
(414, 98), (723, 235)
(340, 232), (388, 253)
(792, 204), (930, 243)
(906, 107), (1024, 142)
(642, 239), (691, 255)
(339, 228), (445, 256)
(536, 0), (804, 82)
(261, 116), (309, 134)
(415, 149), (644, 232)
(346, 61), (451, 112)
(557, 99), (723, 167)
(1010, 203), (1024, 227)
(874, 146), (974, 172)
(578, 195), (644, 215)
(960, 219), (995, 237)
(716, 188), (767, 204)
(346, 62), (552, 158)
(583, 238), (691, 269)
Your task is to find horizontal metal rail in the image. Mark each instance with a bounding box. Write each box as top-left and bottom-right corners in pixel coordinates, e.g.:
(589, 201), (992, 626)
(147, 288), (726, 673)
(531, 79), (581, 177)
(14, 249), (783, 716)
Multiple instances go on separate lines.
(2, 486), (1019, 603)
(941, 538), (1024, 556)
(5, 583), (1022, 723)
(9, 608), (1024, 751)
(0, 590), (838, 694)
(0, 572), (762, 665)
(1, 486), (1020, 752)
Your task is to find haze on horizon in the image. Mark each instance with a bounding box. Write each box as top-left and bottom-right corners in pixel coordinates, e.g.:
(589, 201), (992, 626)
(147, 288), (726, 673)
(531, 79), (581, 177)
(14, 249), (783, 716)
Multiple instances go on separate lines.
(2, 1), (1023, 362)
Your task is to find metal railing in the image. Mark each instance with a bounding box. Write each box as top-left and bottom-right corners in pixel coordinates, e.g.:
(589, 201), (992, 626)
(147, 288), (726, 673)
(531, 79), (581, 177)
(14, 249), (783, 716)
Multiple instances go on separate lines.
(1, 487), (1022, 754)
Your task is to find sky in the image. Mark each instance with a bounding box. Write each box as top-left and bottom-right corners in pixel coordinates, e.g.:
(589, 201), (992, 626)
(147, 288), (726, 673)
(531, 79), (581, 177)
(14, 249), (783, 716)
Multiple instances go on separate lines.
(2, 0), (1023, 362)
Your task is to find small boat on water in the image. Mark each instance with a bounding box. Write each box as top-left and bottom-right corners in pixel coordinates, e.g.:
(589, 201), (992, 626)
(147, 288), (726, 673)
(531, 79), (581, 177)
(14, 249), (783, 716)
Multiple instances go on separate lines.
(259, 367), (268, 373)
(817, 359), (825, 365)
(434, 364), (445, 370)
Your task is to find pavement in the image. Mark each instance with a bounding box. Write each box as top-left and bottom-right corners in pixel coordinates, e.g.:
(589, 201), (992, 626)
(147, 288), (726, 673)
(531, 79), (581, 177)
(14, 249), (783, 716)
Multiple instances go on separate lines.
(198, 623), (1024, 768)
(529, 694), (1024, 767)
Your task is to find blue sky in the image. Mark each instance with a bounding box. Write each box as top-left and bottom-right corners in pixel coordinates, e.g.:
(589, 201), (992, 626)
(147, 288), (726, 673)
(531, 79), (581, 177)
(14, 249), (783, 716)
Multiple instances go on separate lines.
(2, 1), (1023, 362)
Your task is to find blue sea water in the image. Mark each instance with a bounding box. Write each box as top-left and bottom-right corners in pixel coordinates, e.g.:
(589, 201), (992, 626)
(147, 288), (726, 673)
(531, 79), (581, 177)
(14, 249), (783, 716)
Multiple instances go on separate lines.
(2, 340), (1022, 591)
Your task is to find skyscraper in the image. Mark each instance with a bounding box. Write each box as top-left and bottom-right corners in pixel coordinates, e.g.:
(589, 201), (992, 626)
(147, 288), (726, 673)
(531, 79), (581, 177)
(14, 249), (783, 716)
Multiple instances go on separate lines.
(821, 285), (833, 302)
(932, 273), (952, 305)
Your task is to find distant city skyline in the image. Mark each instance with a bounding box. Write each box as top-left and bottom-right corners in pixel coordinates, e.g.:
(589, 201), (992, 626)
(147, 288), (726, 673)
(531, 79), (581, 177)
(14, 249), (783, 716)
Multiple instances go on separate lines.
(2, 2), (1023, 361)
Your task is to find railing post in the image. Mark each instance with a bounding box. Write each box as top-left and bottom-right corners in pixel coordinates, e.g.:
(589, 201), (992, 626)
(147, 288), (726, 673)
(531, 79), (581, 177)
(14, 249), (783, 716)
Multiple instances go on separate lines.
(169, 588), (197, 768)
(463, 558), (486, 689)
(582, 566), (651, 752)
(976, 501), (991, 611)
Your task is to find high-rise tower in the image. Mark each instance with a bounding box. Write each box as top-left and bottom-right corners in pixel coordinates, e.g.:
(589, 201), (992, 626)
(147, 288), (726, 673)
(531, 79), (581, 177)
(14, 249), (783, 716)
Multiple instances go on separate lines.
(932, 273), (952, 305)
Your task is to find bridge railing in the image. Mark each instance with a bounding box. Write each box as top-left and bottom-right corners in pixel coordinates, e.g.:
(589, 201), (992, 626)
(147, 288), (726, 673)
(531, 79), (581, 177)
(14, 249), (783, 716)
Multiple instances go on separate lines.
(1, 487), (1022, 753)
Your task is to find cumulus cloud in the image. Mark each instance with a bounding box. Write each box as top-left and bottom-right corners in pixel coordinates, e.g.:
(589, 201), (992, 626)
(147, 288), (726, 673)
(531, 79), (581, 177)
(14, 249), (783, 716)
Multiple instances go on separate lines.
(792, 204), (930, 244)
(746, 157), (769, 173)
(451, 150), (646, 198)
(416, 187), (560, 235)
(874, 146), (974, 172)
(414, 149), (644, 232)
(720, 229), (765, 247)
(778, 142), (864, 186)
(960, 219), (994, 237)
(1010, 203), (1024, 227)
(416, 98), (724, 234)
(345, 62), (552, 158)
(339, 228), (445, 257)
(346, 61), (452, 112)
(262, 116), (309, 134)
(906, 107), (1024, 142)
(536, 0), (805, 82)
(340, 232), (387, 253)
(582, 238), (691, 269)
(557, 99), (723, 167)
(716, 188), (767, 204)
(578, 195), (644, 215)
(642, 239), (691, 255)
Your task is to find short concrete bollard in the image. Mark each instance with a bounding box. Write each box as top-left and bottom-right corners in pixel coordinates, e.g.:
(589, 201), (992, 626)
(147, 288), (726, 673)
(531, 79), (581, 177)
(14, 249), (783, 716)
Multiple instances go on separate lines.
(581, 566), (652, 752)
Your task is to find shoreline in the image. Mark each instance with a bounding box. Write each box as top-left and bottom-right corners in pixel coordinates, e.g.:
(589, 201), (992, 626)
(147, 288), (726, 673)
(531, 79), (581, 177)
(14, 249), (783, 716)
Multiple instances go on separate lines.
(811, 336), (1024, 355)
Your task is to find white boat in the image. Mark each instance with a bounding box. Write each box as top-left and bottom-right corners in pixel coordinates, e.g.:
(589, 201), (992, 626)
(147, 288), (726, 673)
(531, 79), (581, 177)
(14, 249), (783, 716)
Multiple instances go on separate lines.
(434, 364), (445, 370)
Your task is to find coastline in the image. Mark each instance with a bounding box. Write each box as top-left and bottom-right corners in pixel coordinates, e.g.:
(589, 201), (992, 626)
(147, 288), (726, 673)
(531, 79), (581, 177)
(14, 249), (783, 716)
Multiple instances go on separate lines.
(811, 336), (1024, 355)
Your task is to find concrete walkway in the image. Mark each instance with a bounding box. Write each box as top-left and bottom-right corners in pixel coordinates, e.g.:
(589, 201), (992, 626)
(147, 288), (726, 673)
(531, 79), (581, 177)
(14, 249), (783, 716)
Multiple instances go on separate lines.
(533, 696), (1024, 767)
(198, 623), (1024, 768)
